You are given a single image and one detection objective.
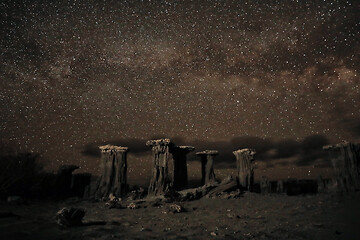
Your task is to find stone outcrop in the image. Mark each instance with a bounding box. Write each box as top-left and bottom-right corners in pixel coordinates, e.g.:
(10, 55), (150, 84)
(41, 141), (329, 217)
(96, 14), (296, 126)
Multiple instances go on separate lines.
(196, 150), (218, 185)
(276, 180), (284, 193)
(171, 146), (195, 190)
(56, 165), (79, 198)
(71, 173), (91, 198)
(233, 148), (256, 191)
(162, 176), (241, 201)
(260, 176), (271, 194)
(94, 145), (128, 199)
(55, 207), (85, 227)
(323, 141), (360, 192)
(147, 139), (174, 196)
(206, 176), (239, 198)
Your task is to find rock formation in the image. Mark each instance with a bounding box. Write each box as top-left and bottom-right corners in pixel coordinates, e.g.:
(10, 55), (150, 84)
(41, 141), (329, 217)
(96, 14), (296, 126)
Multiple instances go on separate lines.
(233, 148), (256, 191)
(171, 146), (195, 190)
(94, 145), (128, 199)
(276, 180), (284, 193)
(71, 173), (91, 198)
(55, 207), (85, 227)
(206, 175), (239, 198)
(147, 139), (174, 196)
(323, 141), (360, 192)
(56, 165), (79, 198)
(317, 176), (333, 193)
(260, 176), (271, 194)
(196, 150), (218, 185)
(170, 176), (241, 201)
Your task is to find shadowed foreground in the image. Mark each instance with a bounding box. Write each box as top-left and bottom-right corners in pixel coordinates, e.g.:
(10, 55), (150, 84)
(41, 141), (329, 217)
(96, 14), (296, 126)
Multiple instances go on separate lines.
(1, 192), (360, 240)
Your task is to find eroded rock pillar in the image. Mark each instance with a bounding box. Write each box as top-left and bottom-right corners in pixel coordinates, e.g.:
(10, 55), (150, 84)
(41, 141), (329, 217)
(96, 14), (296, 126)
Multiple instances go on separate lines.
(196, 150), (218, 185)
(323, 141), (360, 192)
(94, 145), (128, 199)
(171, 146), (195, 190)
(147, 139), (173, 195)
(233, 148), (256, 191)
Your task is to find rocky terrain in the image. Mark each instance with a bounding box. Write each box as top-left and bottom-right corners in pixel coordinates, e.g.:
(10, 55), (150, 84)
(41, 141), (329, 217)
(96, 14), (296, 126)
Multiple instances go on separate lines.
(1, 191), (360, 240)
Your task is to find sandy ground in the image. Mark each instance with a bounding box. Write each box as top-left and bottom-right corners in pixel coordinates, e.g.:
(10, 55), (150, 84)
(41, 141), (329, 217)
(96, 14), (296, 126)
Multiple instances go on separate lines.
(1, 192), (360, 240)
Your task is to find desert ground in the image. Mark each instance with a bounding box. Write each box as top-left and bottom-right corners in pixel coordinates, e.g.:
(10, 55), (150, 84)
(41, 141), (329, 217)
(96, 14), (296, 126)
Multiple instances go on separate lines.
(1, 191), (360, 240)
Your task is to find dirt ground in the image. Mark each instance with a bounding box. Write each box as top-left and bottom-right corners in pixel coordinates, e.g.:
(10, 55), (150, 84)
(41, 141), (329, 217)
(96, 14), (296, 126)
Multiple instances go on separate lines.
(1, 192), (360, 240)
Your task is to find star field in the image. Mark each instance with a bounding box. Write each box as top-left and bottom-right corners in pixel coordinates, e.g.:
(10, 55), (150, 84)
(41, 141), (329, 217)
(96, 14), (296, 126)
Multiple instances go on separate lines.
(0, 0), (359, 181)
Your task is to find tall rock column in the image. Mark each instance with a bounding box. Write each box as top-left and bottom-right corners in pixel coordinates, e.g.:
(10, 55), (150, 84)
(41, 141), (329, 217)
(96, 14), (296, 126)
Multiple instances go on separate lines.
(323, 141), (360, 192)
(233, 148), (256, 191)
(146, 139), (174, 196)
(94, 145), (128, 199)
(196, 150), (218, 185)
(171, 146), (195, 190)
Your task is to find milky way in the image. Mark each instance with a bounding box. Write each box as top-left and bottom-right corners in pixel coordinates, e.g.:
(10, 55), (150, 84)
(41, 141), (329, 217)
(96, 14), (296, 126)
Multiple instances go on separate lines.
(0, 0), (359, 182)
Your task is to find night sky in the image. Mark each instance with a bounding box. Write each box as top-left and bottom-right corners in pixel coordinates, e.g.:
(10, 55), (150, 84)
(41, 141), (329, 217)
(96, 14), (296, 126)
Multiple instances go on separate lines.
(1, 0), (359, 185)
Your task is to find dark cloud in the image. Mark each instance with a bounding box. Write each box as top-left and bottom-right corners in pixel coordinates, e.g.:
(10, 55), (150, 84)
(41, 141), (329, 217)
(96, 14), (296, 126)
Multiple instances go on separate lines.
(82, 135), (332, 169)
(81, 143), (101, 158)
(301, 134), (329, 152)
(295, 134), (330, 167)
(273, 139), (300, 159)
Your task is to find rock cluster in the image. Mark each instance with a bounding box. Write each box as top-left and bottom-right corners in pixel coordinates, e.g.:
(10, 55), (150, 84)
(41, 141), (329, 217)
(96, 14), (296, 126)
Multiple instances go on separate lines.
(55, 207), (85, 227)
